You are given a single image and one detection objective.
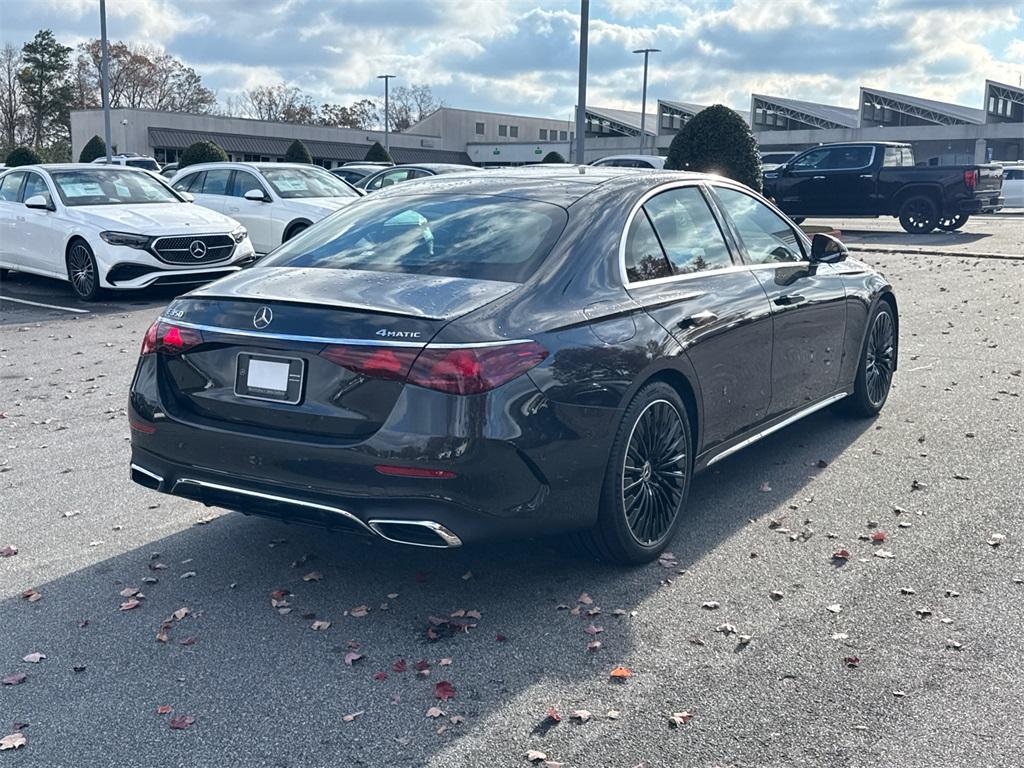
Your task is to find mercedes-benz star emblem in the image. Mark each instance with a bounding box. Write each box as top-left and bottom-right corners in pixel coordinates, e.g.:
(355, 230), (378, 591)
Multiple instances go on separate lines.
(253, 306), (273, 329)
(189, 240), (208, 259)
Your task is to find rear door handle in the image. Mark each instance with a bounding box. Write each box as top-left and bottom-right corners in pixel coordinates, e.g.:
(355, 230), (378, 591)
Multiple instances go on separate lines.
(774, 294), (806, 306)
(859, 174), (873, 179)
(812, 175), (826, 180)
(678, 310), (717, 329)
(227, 206), (240, 212)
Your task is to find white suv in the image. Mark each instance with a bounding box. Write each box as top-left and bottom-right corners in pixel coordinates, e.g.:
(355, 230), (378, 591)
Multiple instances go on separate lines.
(0, 164), (254, 301)
(170, 162), (361, 255)
(91, 153), (161, 171)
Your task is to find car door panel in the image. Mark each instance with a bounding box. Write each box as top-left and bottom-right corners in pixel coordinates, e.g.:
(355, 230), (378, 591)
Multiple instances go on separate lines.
(0, 172), (27, 266)
(225, 171), (274, 254)
(17, 172), (63, 275)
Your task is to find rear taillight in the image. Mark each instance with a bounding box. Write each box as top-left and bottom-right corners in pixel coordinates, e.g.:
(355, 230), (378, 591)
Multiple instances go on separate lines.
(407, 342), (548, 395)
(320, 341), (548, 395)
(963, 169), (977, 190)
(140, 320), (204, 356)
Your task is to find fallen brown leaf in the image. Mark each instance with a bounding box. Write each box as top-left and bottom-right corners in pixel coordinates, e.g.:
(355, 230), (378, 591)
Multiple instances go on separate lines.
(609, 666), (632, 680)
(119, 599), (142, 611)
(310, 620), (331, 631)
(425, 706), (445, 719)
(669, 711), (694, 727)
(2, 672), (27, 686)
(169, 715), (194, 730)
(577, 592), (593, 605)
(21, 588), (41, 603)
(302, 571), (323, 582)
(570, 710), (592, 723)
(22, 652), (45, 664)
(342, 711), (364, 722)
(0, 545), (17, 558)
(0, 733), (26, 751)
(349, 605), (369, 618)
(526, 750), (547, 763)
(344, 652), (364, 666)
(434, 680), (456, 701)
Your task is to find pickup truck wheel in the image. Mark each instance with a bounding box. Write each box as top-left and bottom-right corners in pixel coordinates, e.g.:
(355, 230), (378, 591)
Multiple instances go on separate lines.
(898, 195), (938, 234)
(937, 214), (968, 232)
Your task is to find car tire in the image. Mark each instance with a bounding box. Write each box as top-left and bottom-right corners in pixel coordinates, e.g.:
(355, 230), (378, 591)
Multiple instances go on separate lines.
(898, 195), (938, 234)
(937, 214), (968, 231)
(283, 222), (308, 242)
(66, 239), (104, 302)
(841, 302), (896, 418)
(576, 382), (693, 564)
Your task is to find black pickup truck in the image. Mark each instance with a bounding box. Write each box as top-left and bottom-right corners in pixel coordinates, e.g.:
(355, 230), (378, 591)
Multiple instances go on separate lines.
(762, 141), (1004, 234)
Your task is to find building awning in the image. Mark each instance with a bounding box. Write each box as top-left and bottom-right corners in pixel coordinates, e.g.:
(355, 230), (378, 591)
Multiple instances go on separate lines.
(148, 127), (472, 165)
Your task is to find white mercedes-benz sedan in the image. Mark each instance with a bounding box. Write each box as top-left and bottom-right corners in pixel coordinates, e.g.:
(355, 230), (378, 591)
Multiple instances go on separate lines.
(0, 164), (255, 301)
(169, 162), (361, 256)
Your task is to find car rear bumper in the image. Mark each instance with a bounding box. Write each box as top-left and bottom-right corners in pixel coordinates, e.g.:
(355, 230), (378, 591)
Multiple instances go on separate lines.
(958, 194), (1003, 214)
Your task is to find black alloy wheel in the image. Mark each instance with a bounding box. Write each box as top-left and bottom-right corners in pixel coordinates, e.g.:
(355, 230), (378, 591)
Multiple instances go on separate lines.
(898, 195), (938, 234)
(577, 381), (692, 564)
(937, 214), (968, 231)
(67, 240), (103, 301)
(842, 303), (896, 417)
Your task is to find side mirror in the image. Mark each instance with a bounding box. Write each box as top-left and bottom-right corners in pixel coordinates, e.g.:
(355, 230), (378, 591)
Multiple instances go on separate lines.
(244, 189), (268, 202)
(179, 192), (195, 203)
(810, 232), (848, 264)
(24, 195), (53, 211)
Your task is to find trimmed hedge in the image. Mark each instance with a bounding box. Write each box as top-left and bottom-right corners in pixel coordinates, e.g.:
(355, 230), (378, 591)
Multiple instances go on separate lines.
(179, 140), (228, 169)
(284, 139), (313, 164)
(365, 141), (393, 163)
(5, 146), (43, 167)
(541, 151), (565, 163)
(79, 135), (107, 163)
(665, 105), (762, 192)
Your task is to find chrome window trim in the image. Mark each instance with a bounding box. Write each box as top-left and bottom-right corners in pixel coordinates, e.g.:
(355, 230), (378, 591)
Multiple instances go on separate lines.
(789, 145), (876, 173)
(158, 318), (534, 350)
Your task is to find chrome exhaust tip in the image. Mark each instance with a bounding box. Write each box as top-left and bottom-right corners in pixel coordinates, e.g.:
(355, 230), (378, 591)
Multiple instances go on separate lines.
(367, 519), (463, 548)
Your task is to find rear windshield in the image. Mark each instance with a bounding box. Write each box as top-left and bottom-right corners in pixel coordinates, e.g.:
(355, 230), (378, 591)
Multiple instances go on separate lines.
(50, 169), (181, 206)
(261, 194), (567, 283)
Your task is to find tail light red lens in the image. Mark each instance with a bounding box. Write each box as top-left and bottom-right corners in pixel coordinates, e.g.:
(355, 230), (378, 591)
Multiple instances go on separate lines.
(375, 464), (456, 479)
(963, 169), (977, 190)
(407, 342), (548, 395)
(140, 320), (204, 356)
(320, 341), (548, 395)
(319, 345), (419, 381)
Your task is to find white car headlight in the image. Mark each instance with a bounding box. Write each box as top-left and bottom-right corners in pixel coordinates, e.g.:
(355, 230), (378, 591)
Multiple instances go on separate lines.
(99, 231), (151, 249)
(231, 226), (248, 244)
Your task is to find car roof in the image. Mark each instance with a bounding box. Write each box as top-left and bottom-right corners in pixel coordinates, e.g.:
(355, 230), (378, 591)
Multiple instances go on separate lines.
(2, 163), (153, 174)
(175, 162), (332, 172)
(368, 165), (713, 207)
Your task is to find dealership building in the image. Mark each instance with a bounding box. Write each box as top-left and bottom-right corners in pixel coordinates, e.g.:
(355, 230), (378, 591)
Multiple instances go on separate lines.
(70, 78), (1023, 169)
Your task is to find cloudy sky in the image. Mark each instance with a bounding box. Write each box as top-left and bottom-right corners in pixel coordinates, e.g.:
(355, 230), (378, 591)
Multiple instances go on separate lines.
(3, 0), (1022, 122)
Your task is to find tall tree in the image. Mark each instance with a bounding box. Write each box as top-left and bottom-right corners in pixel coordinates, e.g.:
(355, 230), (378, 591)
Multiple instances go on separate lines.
(383, 84), (441, 131)
(0, 44), (25, 152)
(17, 30), (73, 148)
(238, 84), (316, 123)
(319, 98), (379, 129)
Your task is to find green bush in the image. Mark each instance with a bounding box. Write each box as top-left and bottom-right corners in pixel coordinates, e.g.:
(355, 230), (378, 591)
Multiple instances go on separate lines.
(665, 105), (762, 192)
(5, 146), (44, 167)
(541, 151), (565, 163)
(284, 139), (312, 164)
(179, 140), (228, 169)
(79, 135), (107, 163)
(364, 141), (393, 163)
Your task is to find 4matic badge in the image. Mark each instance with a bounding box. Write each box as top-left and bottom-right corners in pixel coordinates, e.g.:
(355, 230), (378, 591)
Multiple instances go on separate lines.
(375, 329), (421, 339)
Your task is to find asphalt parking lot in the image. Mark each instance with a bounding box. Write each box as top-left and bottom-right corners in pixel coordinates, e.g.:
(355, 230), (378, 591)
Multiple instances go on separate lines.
(1, 226), (1022, 767)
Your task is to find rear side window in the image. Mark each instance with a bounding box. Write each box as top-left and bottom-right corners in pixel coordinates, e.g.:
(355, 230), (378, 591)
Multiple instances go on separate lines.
(0, 172), (26, 202)
(624, 211), (673, 282)
(642, 187), (733, 275)
(714, 187), (804, 264)
(200, 169), (232, 195)
(260, 194), (567, 283)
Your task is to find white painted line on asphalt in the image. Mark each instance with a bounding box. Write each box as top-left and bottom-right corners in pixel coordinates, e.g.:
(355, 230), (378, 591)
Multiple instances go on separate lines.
(0, 295), (90, 314)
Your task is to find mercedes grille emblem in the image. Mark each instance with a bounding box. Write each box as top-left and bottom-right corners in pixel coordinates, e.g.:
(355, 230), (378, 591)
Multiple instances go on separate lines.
(253, 306), (273, 329)
(189, 240), (208, 259)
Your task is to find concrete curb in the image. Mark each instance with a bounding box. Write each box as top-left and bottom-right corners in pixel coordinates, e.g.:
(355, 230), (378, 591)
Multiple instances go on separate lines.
(846, 244), (1024, 261)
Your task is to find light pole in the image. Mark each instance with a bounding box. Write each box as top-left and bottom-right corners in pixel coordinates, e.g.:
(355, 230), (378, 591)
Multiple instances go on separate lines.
(377, 74), (397, 153)
(99, 0), (112, 162)
(574, 0), (589, 164)
(120, 119), (128, 155)
(633, 48), (659, 154)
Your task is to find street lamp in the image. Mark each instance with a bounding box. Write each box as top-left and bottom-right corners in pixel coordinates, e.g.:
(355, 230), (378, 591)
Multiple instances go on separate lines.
(377, 74), (397, 152)
(99, 0), (112, 162)
(633, 48), (659, 154)
(574, 0), (589, 164)
(120, 119), (128, 155)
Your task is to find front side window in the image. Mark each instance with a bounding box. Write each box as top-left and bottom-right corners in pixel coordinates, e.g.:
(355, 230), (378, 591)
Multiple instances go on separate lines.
(0, 172), (26, 202)
(50, 169), (180, 206)
(261, 167), (359, 198)
(22, 173), (51, 205)
(172, 172), (202, 192)
(231, 171), (266, 198)
(714, 186), (803, 264)
(642, 187), (733, 275)
(261, 194), (567, 283)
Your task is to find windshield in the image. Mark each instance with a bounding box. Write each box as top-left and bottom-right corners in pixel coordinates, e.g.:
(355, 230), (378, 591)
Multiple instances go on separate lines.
(51, 169), (181, 206)
(261, 167), (359, 199)
(261, 194), (567, 283)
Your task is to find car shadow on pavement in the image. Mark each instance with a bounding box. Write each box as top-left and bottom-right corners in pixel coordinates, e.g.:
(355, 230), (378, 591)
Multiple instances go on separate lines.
(833, 229), (992, 249)
(1, 409), (872, 767)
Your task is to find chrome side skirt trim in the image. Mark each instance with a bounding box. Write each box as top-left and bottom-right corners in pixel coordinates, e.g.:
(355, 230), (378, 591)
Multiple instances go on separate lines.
(130, 463), (164, 483)
(171, 477), (374, 534)
(367, 519), (463, 548)
(705, 392), (848, 467)
(158, 318), (532, 350)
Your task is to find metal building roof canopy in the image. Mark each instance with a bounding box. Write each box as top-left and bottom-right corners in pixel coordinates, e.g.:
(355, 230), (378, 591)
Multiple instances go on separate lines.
(147, 127), (472, 164)
(659, 99), (709, 116)
(583, 106), (658, 136)
(860, 87), (985, 125)
(751, 94), (860, 128)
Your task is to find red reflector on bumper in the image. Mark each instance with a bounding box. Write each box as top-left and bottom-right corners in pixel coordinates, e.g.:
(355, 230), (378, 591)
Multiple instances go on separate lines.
(129, 418), (156, 434)
(374, 465), (456, 480)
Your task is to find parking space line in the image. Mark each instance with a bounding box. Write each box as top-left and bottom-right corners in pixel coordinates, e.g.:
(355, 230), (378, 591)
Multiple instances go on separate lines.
(0, 295), (90, 314)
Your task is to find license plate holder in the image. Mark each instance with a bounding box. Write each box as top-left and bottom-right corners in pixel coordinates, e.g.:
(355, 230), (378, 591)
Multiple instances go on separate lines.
(234, 353), (304, 404)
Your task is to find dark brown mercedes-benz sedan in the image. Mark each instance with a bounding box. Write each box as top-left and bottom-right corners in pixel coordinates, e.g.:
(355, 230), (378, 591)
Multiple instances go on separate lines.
(128, 166), (898, 564)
